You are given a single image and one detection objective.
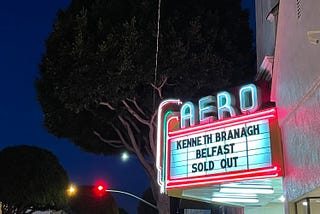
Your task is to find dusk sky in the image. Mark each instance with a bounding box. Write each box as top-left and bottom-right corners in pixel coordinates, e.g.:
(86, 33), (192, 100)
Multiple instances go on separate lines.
(0, 1), (254, 213)
(0, 1), (149, 213)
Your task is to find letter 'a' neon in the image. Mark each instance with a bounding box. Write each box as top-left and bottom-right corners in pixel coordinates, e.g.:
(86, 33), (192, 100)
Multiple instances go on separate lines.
(199, 95), (217, 124)
(180, 102), (196, 128)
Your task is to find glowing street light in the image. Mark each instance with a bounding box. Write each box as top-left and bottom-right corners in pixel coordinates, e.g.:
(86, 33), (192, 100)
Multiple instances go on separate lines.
(121, 151), (129, 162)
(67, 184), (77, 196)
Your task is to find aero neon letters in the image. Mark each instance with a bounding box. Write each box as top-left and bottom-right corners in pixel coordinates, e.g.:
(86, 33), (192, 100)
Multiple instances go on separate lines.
(180, 84), (260, 128)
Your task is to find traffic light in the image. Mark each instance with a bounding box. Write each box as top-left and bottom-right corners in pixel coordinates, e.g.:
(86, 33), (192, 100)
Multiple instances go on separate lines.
(94, 182), (107, 197)
(97, 185), (104, 191)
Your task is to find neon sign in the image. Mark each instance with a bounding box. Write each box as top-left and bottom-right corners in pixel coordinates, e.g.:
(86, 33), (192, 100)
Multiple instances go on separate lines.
(156, 83), (282, 192)
(180, 84), (260, 128)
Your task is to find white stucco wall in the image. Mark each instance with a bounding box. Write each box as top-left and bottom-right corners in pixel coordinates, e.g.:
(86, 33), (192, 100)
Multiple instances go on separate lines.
(272, 0), (320, 208)
(255, 0), (279, 69)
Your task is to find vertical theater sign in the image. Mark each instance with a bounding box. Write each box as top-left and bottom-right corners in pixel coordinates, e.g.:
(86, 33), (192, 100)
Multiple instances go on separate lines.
(156, 83), (283, 205)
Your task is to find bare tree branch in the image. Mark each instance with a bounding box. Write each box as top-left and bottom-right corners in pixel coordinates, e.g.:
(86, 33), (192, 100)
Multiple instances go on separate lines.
(150, 76), (167, 99)
(118, 116), (154, 176)
(112, 124), (135, 153)
(125, 102), (158, 158)
(122, 100), (150, 125)
(148, 125), (156, 159)
(126, 116), (141, 134)
(143, 136), (153, 164)
(148, 111), (158, 158)
(127, 97), (146, 116)
(100, 102), (116, 110)
(93, 130), (123, 148)
(150, 110), (158, 126)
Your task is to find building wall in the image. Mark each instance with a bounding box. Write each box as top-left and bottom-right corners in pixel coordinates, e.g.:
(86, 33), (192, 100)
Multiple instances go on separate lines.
(255, 0), (279, 69)
(272, 0), (320, 210)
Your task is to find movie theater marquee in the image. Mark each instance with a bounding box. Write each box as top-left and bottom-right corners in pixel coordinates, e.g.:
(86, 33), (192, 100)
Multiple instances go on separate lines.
(156, 83), (282, 192)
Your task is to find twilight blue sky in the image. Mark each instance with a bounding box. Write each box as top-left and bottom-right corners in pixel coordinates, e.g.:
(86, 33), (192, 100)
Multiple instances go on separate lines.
(0, 1), (149, 213)
(0, 1), (254, 213)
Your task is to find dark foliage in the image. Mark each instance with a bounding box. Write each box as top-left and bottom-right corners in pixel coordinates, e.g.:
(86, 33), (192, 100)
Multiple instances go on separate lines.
(137, 188), (158, 214)
(119, 208), (129, 214)
(68, 185), (118, 214)
(0, 145), (69, 213)
(36, 0), (255, 156)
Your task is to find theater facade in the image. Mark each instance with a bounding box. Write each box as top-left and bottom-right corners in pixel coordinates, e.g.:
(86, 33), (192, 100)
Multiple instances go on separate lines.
(157, 0), (320, 213)
(156, 82), (285, 213)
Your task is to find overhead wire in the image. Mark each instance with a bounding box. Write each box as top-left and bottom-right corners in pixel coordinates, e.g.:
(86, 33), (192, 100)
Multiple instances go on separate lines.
(153, 0), (162, 110)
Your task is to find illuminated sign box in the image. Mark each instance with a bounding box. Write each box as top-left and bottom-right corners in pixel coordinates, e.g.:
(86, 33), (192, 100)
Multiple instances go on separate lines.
(156, 83), (283, 192)
(165, 108), (281, 189)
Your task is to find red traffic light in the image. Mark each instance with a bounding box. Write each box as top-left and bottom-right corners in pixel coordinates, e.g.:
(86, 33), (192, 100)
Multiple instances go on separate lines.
(97, 185), (104, 191)
(94, 182), (107, 196)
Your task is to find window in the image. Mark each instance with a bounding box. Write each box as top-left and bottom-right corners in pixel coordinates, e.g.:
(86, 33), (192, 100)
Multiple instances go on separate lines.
(296, 197), (320, 214)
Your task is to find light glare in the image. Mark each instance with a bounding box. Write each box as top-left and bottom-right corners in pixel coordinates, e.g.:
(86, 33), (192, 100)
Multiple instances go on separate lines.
(67, 184), (77, 196)
(98, 185), (104, 191)
(121, 152), (129, 162)
(279, 195), (285, 202)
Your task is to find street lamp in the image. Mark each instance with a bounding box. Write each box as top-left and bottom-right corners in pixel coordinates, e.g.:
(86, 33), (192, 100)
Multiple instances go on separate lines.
(67, 184), (77, 196)
(121, 151), (129, 162)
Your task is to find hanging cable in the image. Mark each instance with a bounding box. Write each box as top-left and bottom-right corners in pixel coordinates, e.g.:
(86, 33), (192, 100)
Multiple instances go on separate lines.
(153, 0), (162, 110)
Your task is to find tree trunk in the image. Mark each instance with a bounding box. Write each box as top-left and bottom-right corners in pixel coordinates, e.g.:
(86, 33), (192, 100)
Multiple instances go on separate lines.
(156, 192), (170, 214)
(149, 173), (170, 214)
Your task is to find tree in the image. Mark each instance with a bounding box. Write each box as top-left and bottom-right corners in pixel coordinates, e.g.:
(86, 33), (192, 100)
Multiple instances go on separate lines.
(36, 0), (254, 213)
(0, 145), (69, 214)
(119, 208), (129, 214)
(137, 188), (158, 214)
(67, 185), (118, 214)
